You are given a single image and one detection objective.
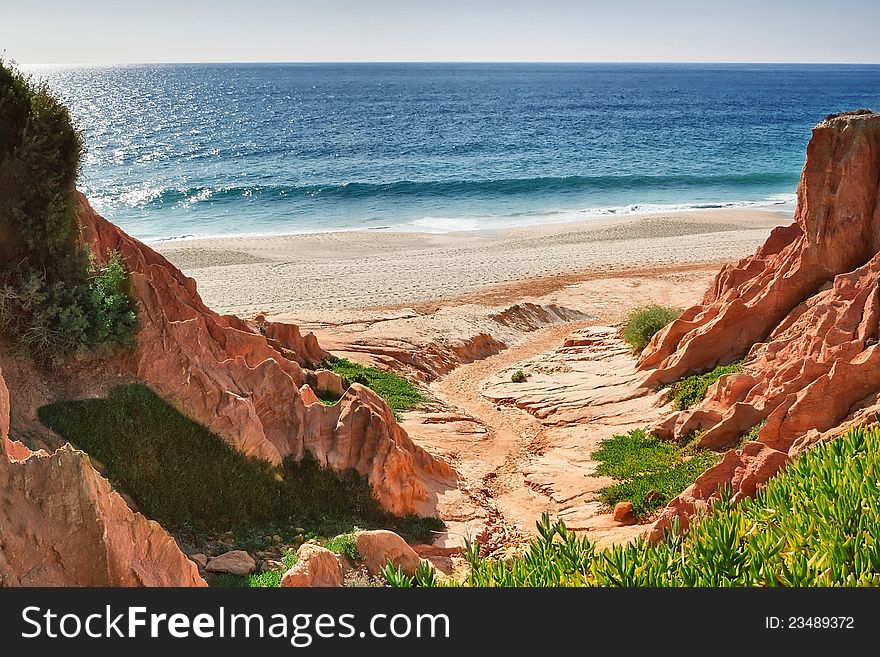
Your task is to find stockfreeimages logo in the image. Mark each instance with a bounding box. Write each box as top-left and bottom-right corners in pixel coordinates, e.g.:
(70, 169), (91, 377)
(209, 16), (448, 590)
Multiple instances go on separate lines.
(21, 606), (450, 647)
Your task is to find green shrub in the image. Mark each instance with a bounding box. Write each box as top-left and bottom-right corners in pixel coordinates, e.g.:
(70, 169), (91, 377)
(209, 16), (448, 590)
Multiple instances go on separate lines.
(0, 252), (138, 363)
(324, 357), (424, 415)
(593, 429), (721, 517)
(0, 61), (138, 361)
(671, 361), (743, 410)
(510, 369), (527, 383)
(395, 425), (880, 586)
(741, 420), (766, 443)
(38, 384), (443, 546)
(620, 305), (681, 353)
(324, 533), (359, 561)
(88, 252), (139, 345)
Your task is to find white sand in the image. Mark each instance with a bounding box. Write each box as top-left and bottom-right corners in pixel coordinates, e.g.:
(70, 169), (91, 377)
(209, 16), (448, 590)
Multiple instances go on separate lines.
(152, 208), (791, 321)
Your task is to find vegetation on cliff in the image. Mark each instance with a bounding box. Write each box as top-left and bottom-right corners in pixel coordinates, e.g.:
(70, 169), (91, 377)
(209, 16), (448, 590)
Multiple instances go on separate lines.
(38, 384), (443, 546)
(0, 61), (137, 362)
(324, 357), (425, 415)
(391, 426), (880, 586)
(621, 305), (681, 353)
(670, 361), (743, 410)
(593, 429), (722, 518)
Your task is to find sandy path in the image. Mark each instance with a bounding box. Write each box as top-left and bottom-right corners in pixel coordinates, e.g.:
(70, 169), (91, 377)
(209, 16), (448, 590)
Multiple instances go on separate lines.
(387, 266), (716, 551)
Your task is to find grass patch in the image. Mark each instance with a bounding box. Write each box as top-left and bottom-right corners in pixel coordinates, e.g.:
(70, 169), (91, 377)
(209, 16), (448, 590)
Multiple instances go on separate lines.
(315, 389), (342, 405)
(324, 357), (424, 416)
(593, 429), (721, 518)
(742, 420), (766, 443)
(620, 305), (681, 353)
(324, 533), (359, 561)
(393, 425), (880, 586)
(670, 361), (743, 410)
(38, 384), (443, 548)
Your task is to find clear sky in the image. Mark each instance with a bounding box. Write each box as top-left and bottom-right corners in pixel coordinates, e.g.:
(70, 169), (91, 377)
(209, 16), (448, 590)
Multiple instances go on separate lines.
(4, 0), (879, 65)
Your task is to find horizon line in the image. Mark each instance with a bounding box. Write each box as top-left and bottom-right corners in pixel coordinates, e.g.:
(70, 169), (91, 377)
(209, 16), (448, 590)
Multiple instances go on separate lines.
(19, 59), (880, 67)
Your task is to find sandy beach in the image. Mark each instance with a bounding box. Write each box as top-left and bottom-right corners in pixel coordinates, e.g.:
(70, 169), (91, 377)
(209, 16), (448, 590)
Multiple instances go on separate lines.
(153, 207), (791, 323)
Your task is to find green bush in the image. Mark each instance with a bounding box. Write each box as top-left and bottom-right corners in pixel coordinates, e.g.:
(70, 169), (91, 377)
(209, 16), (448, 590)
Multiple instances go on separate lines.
(0, 252), (138, 362)
(38, 384), (443, 546)
(0, 61), (84, 279)
(510, 369), (527, 383)
(0, 61), (138, 361)
(394, 426), (880, 586)
(593, 429), (721, 517)
(671, 361), (743, 410)
(620, 305), (681, 353)
(324, 357), (424, 415)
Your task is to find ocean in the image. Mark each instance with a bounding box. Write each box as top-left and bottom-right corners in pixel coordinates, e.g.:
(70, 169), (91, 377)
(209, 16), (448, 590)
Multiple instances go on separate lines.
(28, 63), (880, 241)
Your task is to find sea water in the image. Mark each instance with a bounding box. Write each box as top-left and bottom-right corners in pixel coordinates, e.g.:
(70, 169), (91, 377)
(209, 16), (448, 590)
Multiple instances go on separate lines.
(28, 63), (880, 241)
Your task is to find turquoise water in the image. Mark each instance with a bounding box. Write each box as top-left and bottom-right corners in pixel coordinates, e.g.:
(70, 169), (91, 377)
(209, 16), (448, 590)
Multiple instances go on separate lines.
(30, 63), (880, 241)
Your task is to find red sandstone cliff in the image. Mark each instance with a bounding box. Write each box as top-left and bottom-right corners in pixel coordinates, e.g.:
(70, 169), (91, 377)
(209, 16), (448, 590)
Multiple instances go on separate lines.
(637, 110), (880, 537)
(0, 367), (206, 586)
(79, 197), (454, 516)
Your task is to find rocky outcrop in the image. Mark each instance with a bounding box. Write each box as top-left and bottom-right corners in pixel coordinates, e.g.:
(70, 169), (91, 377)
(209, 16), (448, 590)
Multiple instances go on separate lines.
(0, 367), (205, 587)
(78, 195), (453, 516)
(318, 302), (591, 383)
(637, 110), (880, 534)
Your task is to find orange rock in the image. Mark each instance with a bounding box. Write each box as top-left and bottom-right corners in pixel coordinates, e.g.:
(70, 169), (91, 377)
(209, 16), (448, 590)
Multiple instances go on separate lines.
(205, 550), (256, 576)
(315, 369), (345, 397)
(648, 442), (789, 541)
(612, 502), (636, 526)
(280, 544), (344, 587)
(354, 529), (423, 576)
(637, 110), (880, 535)
(299, 384), (321, 406)
(0, 367), (205, 587)
(77, 194), (455, 516)
(190, 553), (208, 569)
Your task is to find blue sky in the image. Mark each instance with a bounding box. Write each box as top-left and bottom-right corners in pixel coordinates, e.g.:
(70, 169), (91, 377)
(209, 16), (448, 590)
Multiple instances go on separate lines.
(4, 0), (879, 65)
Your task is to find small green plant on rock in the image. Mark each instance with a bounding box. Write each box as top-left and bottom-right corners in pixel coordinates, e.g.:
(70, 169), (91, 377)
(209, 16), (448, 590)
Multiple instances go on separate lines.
(324, 533), (359, 561)
(510, 369), (527, 383)
(620, 305), (682, 353)
(670, 361), (742, 410)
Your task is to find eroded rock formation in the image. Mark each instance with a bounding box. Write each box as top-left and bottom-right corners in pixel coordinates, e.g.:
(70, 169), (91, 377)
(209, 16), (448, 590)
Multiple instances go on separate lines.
(0, 367), (205, 586)
(637, 110), (880, 537)
(78, 195), (453, 516)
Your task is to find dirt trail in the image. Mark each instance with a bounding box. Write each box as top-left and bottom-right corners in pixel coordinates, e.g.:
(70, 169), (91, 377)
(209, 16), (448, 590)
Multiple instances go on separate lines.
(302, 265), (720, 553)
(415, 322), (595, 550)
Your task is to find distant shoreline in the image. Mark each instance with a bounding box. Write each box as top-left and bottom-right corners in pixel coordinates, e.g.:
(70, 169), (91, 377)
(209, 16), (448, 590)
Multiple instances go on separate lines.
(153, 207), (792, 322)
(139, 195), (797, 244)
